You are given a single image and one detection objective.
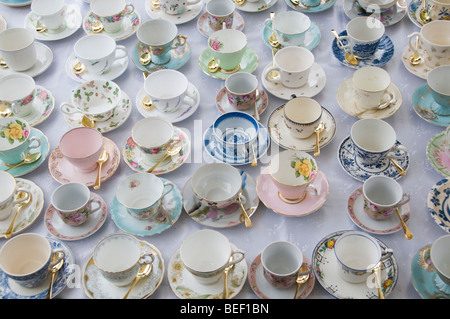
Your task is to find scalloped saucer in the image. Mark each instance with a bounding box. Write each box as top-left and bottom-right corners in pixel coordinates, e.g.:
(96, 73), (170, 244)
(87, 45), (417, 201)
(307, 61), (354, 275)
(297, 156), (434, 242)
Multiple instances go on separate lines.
(412, 83), (450, 127)
(343, 0), (407, 26)
(197, 11), (244, 37)
(407, 0), (426, 27)
(145, 0), (203, 24)
(427, 178), (450, 233)
(262, 21), (321, 51)
(216, 86), (268, 118)
(426, 130), (450, 177)
(401, 41), (443, 80)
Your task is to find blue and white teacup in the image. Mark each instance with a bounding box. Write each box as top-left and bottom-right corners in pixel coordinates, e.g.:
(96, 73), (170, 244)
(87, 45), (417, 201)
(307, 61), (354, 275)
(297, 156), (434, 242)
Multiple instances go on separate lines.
(264, 11), (311, 47)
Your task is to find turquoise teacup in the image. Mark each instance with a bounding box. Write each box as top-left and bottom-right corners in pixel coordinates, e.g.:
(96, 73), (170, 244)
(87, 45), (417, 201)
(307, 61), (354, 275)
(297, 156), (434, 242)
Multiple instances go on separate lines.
(264, 11), (311, 47)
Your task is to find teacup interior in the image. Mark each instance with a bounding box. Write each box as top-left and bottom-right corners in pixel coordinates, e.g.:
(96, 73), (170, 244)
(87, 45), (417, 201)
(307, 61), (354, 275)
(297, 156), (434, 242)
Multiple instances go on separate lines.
(206, 0), (235, 16)
(137, 20), (177, 46)
(363, 176), (402, 206)
(351, 119), (396, 152)
(273, 11), (311, 35)
(116, 173), (163, 209)
(428, 66), (450, 96)
(0, 74), (35, 101)
(145, 69), (187, 99)
(353, 66), (391, 92)
(74, 35), (116, 60)
(209, 29), (247, 53)
(60, 127), (103, 159)
(270, 150), (317, 186)
(52, 183), (90, 211)
(91, 0), (126, 16)
(431, 235), (450, 277)
(225, 73), (258, 95)
(132, 118), (173, 148)
(335, 233), (380, 270)
(213, 113), (258, 145)
(422, 21), (450, 45)
(0, 28), (34, 51)
(347, 17), (384, 41)
(94, 234), (141, 272)
(261, 241), (302, 276)
(0, 171), (16, 204)
(31, 0), (65, 16)
(284, 97), (322, 124)
(275, 47), (314, 72)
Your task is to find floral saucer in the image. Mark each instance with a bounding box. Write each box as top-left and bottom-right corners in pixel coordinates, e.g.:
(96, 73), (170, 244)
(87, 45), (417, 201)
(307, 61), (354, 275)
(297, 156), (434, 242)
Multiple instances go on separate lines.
(63, 91), (131, 133)
(48, 136), (120, 187)
(261, 62), (326, 100)
(312, 230), (398, 299)
(0, 178), (43, 237)
(337, 77), (402, 119)
(44, 192), (107, 241)
(234, 0), (278, 12)
(0, 237), (74, 299)
(82, 241), (164, 299)
(83, 9), (141, 42)
(407, 0), (427, 27)
(199, 46), (258, 80)
(167, 243), (247, 299)
(145, 0), (203, 24)
(24, 4), (82, 41)
(197, 11), (244, 38)
(401, 41), (439, 80)
(427, 178), (450, 233)
(203, 122), (270, 165)
(347, 186), (411, 235)
(427, 130), (450, 177)
(248, 254), (315, 299)
(411, 245), (450, 298)
(123, 127), (190, 175)
(0, 42), (53, 78)
(0, 128), (49, 177)
(343, 0), (407, 26)
(285, 0), (337, 13)
(182, 171), (260, 228)
(332, 31), (394, 69)
(337, 136), (410, 182)
(262, 21), (321, 51)
(0, 0), (31, 7)
(412, 83), (450, 127)
(136, 84), (200, 123)
(216, 86), (268, 118)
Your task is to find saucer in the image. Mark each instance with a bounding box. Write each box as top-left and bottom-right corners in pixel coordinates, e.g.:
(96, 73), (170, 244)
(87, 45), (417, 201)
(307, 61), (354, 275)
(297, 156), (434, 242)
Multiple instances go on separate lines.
(83, 9), (141, 42)
(0, 128), (49, 177)
(136, 83), (200, 123)
(312, 230), (398, 299)
(337, 136), (410, 182)
(285, 0), (337, 13)
(0, 42), (53, 78)
(261, 62), (326, 100)
(411, 245), (450, 298)
(332, 31), (394, 69)
(167, 243), (247, 299)
(203, 122), (270, 165)
(267, 105), (336, 153)
(48, 136), (120, 187)
(145, 0), (203, 24)
(248, 254), (315, 299)
(401, 41), (440, 80)
(197, 11), (244, 38)
(337, 77), (402, 119)
(347, 186), (412, 235)
(183, 171), (260, 228)
(0, 0), (31, 6)
(44, 192), (108, 241)
(0, 178), (43, 237)
(216, 86), (268, 118)
(0, 237), (74, 299)
(427, 130), (450, 177)
(82, 240), (164, 299)
(262, 21), (321, 51)
(24, 4), (82, 41)
(256, 167), (329, 217)
(199, 46), (258, 80)
(343, 0), (407, 26)
(63, 91), (132, 133)
(407, 0), (427, 27)
(412, 83), (450, 127)
(123, 127), (190, 175)
(427, 178), (450, 233)
(234, 0), (278, 12)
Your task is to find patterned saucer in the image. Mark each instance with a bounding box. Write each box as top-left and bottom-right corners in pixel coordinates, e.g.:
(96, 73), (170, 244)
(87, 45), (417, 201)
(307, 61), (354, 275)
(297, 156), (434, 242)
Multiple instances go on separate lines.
(412, 83), (450, 127)
(401, 41), (443, 80)
(407, 0), (427, 27)
(343, 0), (407, 26)
(216, 86), (268, 118)
(427, 130), (450, 177)
(262, 21), (321, 51)
(285, 0), (337, 13)
(197, 11), (244, 38)
(427, 178), (450, 233)
(0, 0), (31, 6)
(145, 0), (203, 24)
(234, 0), (278, 12)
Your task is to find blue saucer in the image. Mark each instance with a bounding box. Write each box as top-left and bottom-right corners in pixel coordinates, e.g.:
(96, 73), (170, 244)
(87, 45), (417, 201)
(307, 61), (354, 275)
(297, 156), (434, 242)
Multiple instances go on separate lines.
(285, 0), (337, 13)
(263, 21), (321, 51)
(332, 30), (394, 69)
(412, 83), (450, 127)
(427, 178), (450, 233)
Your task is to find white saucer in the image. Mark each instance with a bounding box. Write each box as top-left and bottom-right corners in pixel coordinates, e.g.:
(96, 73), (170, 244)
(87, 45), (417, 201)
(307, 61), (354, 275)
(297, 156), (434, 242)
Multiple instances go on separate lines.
(401, 41), (443, 80)
(144, 0), (203, 24)
(343, 0), (407, 27)
(197, 11), (245, 37)
(234, 0), (278, 12)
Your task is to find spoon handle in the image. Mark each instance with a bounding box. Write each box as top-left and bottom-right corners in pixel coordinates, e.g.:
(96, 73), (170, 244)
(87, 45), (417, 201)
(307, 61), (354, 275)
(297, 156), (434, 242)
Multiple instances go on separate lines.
(395, 207), (413, 240)
(94, 162), (104, 190)
(123, 278), (140, 299)
(237, 196), (252, 228)
(147, 153), (169, 173)
(314, 131), (320, 157)
(4, 161), (25, 172)
(4, 207), (21, 238)
(46, 272), (57, 299)
(390, 159), (406, 176)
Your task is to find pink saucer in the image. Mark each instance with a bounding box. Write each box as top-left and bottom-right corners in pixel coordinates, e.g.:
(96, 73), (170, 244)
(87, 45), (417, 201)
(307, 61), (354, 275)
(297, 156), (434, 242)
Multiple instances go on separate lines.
(48, 137), (120, 187)
(256, 167), (329, 217)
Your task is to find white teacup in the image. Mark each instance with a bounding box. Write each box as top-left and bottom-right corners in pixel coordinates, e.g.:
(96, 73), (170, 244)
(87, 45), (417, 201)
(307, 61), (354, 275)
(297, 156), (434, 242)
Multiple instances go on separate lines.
(31, 0), (66, 33)
(357, 0), (396, 13)
(208, 26), (247, 72)
(160, 0), (201, 15)
(430, 234), (450, 291)
(0, 74), (36, 117)
(0, 171), (31, 221)
(264, 11), (311, 47)
(0, 28), (36, 72)
(427, 65), (450, 110)
(283, 96), (322, 139)
(90, 0), (134, 33)
(205, 0), (235, 31)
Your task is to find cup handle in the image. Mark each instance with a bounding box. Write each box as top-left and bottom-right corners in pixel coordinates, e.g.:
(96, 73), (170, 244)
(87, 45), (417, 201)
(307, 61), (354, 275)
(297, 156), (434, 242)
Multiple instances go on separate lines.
(264, 66), (282, 84)
(407, 32), (420, 53)
(27, 136), (41, 152)
(306, 183), (318, 196)
(229, 249), (245, 265)
(88, 198), (103, 215)
(125, 3), (135, 14)
(264, 18), (273, 32)
(162, 182), (174, 199)
(378, 92), (396, 109)
(396, 193), (410, 207)
(172, 35), (187, 50)
(49, 249), (65, 268)
(10, 101), (20, 115)
(60, 102), (79, 115)
(139, 251), (155, 265)
(114, 45), (128, 60)
(13, 189), (30, 205)
(336, 36), (350, 50)
(387, 145), (407, 159)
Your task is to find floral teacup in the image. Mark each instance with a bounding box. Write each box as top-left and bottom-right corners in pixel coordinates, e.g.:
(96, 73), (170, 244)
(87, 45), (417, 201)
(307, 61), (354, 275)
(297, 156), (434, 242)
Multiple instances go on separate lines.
(90, 0), (135, 33)
(224, 72), (258, 110)
(208, 27), (247, 72)
(205, 0), (235, 31)
(0, 74), (36, 117)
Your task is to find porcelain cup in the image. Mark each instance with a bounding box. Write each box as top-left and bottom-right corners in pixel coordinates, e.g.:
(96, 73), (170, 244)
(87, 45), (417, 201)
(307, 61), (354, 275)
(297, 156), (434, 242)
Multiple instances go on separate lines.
(283, 95), (322, 139)
(0, 74), (36, 117)
(422, 0), (450, 21)
(90, 0), (134, 33)
(263, 46), (315, 88)
(180, 229), (245, 285)
(264, 11), (311, 47)
(31, 0), (66, 33)
(269, 150), (319, 204)
(160, 0), (201, 15)
(93, 233), (155, 286)
(0, 117), (41, 165)
(205, 0), (235, 31)
(430, 234), (450, 291)
(0, 28), (37, 72)
(427, 65), (450, 109)
(224, 72), (258, 110)
(356, 0), (396, 13)
(208, 26), (247, 72)
(0, 171), (31, 221)
(0, 233), (65, 288)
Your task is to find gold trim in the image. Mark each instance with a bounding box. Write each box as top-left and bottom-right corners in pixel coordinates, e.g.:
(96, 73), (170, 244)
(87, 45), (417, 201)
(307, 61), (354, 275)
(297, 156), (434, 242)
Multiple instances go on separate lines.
(277, 191), (307, 204)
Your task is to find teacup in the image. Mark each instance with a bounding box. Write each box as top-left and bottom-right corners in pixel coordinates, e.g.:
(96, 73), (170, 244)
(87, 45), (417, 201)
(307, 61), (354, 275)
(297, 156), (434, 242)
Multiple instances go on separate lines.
(334, 231), (393, 283)
(205, 0), (235, 31)
(430, 234), (450, 291)
(160, 0), (201, 15)
(362, 176), (410, 220)
(116, 173), (174, 220)
(269, 150), (319, 204)
(263, 46), (315, 88)
(0, 73), (36, 117)
(51, 182), (102, 226)
(59, 127), (104, 172)
(283, 95), (322, 139)
(350, 118), (407, 166)
(191, 163), (246, 209)
(357, 0), (396, 13)
(427, 65), (450, 109)
(60, 80), (121, 122)
(224, 72), (258, 110)
(90, 0), (134, 33)
(0, 117), (41, 165)
(336, 17), (385, 59)
(352, 66), (397, 111)
(144, 69), (196, 113)
(179, 229), (245, 285)
(261, 241), (303, 289)
(0, 28), (36, 72)
(93, 233), (155, 286)
(73, 34), (128, 75)
(422, 0), (450, 21)
(208, 27), (247, 72)
(136, 19), (186, 65)
(0, 233), (65, 288)
(31, 0), (66, 33)
(0, 171), (31, 221)
(264, 11), (311, 47)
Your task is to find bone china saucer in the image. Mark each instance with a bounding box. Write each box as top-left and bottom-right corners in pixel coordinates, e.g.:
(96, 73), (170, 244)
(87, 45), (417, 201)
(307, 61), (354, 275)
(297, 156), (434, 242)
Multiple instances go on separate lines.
(401, 41), (442, 80)
(343, 0), (407, 27)
(426, 130), (450, 177)
(197, 11), (245, 37)
(145, 0), (203, 24)
(216, 86), (268, 117)
(427, 178), (450, 233)
(412, 83), (450, 127)
(262, 21), (321, 51)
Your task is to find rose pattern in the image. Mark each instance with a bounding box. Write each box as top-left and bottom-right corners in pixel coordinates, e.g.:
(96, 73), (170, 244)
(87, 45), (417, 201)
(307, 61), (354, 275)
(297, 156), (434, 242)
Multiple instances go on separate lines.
(0, 120), (29, 144)
(291, 157), (316, 180)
